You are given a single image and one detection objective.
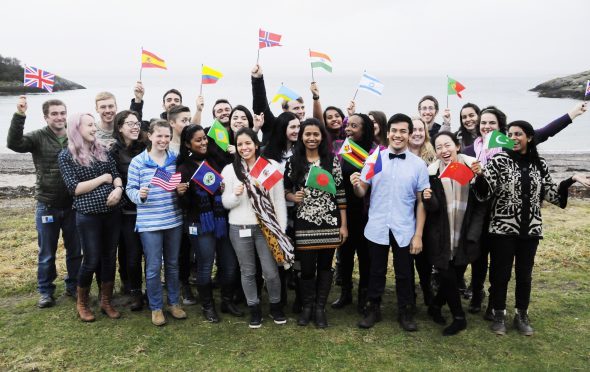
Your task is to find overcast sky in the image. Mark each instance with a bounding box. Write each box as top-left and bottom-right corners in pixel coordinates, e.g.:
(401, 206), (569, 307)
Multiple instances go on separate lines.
(1, 0), (588, 80)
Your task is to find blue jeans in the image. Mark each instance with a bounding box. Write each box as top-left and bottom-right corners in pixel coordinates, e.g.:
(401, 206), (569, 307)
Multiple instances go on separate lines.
(35, 201), (81, 295)
(140, 226), (182, 311)
(188, 226), (238, 286)
(75, 211), (121, 288)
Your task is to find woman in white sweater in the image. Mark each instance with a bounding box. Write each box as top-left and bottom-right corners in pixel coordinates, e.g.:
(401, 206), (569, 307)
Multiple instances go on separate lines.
(222, 127), (293, 329)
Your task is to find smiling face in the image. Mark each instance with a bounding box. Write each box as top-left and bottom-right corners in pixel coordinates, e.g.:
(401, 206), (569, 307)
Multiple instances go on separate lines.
(79, 115), (97, 144)
(435, 134), (460, 165)
(302, 125), (322, 151)
(286, 118), (300, 143)
(325, 109), (342, 131)
(418, 99), (437, 125)
(286, 100), (305, 121)
(508, 125), (530, 154)
(119, 114), (140, 143)
(148, 126), (172, 152)
(163, 92), (182, 112)
(236, 133), (257, 161)
(388, 121), (410, 153)
(479, 112), (499, 137)
(45, 105), (67, 132)
(230, 110), (249, 133)
(370, 114), (380, 138)
(460, 107), (479, 133)
(213, 102), (232, 125)
(410, 119), (426, 147)
(96, 98), (117, 125)
(345, 115), (364, 142)
(187, 129), (208, 156)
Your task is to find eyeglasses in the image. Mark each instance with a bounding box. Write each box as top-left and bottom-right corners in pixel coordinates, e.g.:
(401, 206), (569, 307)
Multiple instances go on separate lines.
(124, 121), (141, 128)
(419, 106), (436, 112)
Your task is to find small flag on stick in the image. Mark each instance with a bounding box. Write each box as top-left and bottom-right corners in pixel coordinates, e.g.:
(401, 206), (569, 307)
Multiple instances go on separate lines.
(141, 49), (167, 69)
(259, 29), (282, 48)
(305, 165), (336, 195)
(207, 120), (230, 152)
(151, 168), (181, 191)
(271, 85), (300, 103)
(439, 162), (474, 186)
(191, 161), (223, 194)
(338, 138), (369, 169)
(484, 130), (515, 150)
(358, 72), (384, 96)
(23, 66), (55, 93)
(202, 65), (223, 84)
(448, 76), (465, 98)
(249, 157), (283, 190)
(309, 50), (333, 73)
(360, 148), (382, 182)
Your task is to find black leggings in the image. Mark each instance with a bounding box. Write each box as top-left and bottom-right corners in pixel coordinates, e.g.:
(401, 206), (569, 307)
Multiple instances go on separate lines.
(432, 262), (466, 317)
(338, 208), (369, 289)
(297, 249), (335, 280)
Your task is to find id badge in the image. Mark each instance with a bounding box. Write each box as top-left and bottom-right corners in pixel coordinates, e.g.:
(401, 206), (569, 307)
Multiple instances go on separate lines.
(239, 228), (252, 238)
(189, 225), (198, 236)
(41, 215), (54, 224)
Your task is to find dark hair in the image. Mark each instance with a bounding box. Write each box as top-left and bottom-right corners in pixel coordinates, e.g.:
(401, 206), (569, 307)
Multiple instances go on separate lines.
(289, 118), (333, 185)
(231, 127), (262, 184)
(432, 131), (460, 147)
(212, 99), (232, 118)
(478, 106), (507, 136)
(418, 95), (439, 112)
(368, 110), (387, 145)
(349, 114), (375, 152)
(162, 89), (182, 103)
(229, 105), (254, 129)
(459, 103), (481, 130)
(263, 112), (298, 162)
(168, 105), (191, 122)
(177, 124), (206, 166)
(281, 97), (304, 111)
(42, 99), (66, 116)
(387, 113), (414, 133)
(507, 120), (544, 168)
(322, 106), (345, 134)
(112, 110), (145, 149)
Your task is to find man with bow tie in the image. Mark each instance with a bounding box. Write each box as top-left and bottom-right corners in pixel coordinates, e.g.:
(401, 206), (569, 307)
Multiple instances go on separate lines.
(350, 113), (429, 332)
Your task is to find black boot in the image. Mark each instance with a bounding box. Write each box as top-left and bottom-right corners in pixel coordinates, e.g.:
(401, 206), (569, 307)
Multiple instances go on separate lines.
(196, 284), (219, 323)
(331, 285), (352, 309)
(513, 309), (534, 336)
(314, 270), (333, 329)
(292, 270), (303, 314)
(357, 287), (368, 315)
(490, 309), (507, 335)
(358, 301), (382, 329)
(221, 285), (244, 317)
(278, 266), (288, 307)
(297, 278), (315, 326)
(468, 290), (485, 314)
(427, 305), (447, 325)
(129, 289), (144, 312)
(398, 305), (418, 332)
(443, 316), (467, 336)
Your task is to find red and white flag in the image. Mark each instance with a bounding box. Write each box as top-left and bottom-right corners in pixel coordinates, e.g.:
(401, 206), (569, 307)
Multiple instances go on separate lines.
(249, 157), (283, 190)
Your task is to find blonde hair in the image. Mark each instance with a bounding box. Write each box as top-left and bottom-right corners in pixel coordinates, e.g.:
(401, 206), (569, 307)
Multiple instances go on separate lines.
(411, 116), (436, 164)
(95, 91), (116, 105)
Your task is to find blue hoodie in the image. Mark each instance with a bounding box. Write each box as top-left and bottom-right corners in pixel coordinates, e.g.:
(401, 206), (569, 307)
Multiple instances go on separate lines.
(126, 149), (183, 232)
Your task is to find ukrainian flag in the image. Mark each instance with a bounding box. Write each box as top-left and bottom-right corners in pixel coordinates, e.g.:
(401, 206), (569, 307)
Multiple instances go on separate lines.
(271, 85), (300, 103)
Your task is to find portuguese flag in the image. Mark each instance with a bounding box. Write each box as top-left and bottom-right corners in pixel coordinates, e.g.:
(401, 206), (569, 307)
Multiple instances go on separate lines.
(448, 76), (465, 98)
(338, 138), (368, 169)
(305, 165), (336, 195)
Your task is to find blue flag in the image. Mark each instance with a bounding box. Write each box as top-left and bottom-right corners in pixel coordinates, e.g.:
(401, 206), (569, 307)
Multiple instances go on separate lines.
(191, 161), (223, 195)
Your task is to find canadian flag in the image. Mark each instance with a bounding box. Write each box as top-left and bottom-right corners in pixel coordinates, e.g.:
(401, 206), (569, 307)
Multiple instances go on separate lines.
(249, 157), (283, 190)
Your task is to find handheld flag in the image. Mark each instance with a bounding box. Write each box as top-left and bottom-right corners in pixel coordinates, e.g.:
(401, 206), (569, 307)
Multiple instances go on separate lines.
(309, 50), (333, 73)
(207, 120), (230, 151)
(151, 168), (181, 191)
(23, 66), (55, 93)
(585, 80), (590, 98)
(448, 77), (466, 98)
(191, 161), (223, 195)
(338, 138), (369, 169)
(141, 49), (167, 70)
(484, 130), (515, 150)
(439, 162), (474, 186)
(358, 72), (384, 96)
(249, 157), (283, 190)
(305, 165), (336, 195)
(271, 85), (300, 103)
(360, 148), (382, 182)
(259, 29), (282, 48)
(202, 65), (223, 84)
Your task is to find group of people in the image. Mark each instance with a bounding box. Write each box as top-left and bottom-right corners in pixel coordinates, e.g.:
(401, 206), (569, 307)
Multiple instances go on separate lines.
(8, 64), (589, 336)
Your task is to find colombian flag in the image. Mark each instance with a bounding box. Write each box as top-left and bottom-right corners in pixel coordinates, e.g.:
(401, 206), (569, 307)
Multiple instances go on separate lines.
(141, 49), (167, 70)
(202, 65), (223, 84)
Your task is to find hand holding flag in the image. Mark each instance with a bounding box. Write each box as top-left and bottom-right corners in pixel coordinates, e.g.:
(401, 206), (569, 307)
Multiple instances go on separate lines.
(360, 148), (382, 182)
(151, 168), (181, 191)
(23, 66), (55, 93)
(191, 161), (223, 194)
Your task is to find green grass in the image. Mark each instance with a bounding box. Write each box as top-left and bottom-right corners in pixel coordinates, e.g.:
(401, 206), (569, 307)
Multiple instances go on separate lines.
(1, 199), (589, 371)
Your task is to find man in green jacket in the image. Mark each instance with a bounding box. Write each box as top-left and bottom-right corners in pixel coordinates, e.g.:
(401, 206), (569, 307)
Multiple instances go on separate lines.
(7, 96), (81, 308)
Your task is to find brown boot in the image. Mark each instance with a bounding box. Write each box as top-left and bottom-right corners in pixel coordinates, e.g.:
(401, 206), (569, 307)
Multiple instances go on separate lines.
(100, 282), (121, 319)
(76, 286), (95, 322)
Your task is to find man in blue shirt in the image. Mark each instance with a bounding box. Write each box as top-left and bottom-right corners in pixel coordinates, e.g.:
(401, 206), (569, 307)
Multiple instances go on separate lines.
(351, 113), (429, 331)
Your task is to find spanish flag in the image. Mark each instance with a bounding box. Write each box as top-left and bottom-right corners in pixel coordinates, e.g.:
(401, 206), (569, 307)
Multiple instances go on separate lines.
(202, 65), (223, 84)
(141, 49), (167, 70)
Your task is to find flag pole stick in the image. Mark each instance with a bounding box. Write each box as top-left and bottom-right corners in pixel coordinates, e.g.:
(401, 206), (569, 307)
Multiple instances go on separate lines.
(256, 49), (260, 65)
(199, 64), (203, 96)
(446, 75), (449, 109)
(309, 49), (315, 82)
(140, 46), (144, 81)
(352, 88), (359, 101)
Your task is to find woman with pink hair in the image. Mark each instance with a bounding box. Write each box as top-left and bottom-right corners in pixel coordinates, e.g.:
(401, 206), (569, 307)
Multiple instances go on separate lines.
(58, 113), (124, 322)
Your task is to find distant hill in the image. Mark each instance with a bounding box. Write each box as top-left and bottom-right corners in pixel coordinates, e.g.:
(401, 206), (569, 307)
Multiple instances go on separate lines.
(0, 54), (85, 94)
(530, 70), (590, 100)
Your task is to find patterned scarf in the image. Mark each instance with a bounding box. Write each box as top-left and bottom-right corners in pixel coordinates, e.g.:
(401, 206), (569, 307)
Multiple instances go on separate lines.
(473, 136), (502, 167)
(439, 155), (470, 256)
(241, 160), (295, 268)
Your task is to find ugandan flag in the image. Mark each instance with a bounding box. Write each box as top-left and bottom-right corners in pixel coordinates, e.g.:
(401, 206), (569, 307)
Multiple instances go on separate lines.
(338, 138), (368, 169)
(141, 49), (167, 70)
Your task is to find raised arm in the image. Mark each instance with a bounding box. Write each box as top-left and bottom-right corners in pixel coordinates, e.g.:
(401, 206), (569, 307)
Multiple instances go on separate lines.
(251, 64), (276, 144)
(535, 102), (587, 145)
(311, 82), (324, 125)
(192, 95), (204, 125)
(7, 96), (36, 153)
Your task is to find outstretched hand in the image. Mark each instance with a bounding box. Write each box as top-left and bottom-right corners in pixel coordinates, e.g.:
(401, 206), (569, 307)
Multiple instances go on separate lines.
(251, 64), (263, 78)
(568, 102), (588, 120)
(572, 174), (590, 187)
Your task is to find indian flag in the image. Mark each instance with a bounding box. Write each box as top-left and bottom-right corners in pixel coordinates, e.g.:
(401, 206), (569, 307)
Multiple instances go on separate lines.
(309, 50), (333, 73)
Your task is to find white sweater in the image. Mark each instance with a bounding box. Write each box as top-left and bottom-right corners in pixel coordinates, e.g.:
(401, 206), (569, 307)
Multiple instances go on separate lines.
(221, 160), (288, 231)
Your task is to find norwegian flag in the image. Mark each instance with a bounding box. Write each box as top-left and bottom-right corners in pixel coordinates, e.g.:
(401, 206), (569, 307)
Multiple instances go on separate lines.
(259, 28), (282, 49)
(23, 66), (55, 92)
(150, 168), (181, 191)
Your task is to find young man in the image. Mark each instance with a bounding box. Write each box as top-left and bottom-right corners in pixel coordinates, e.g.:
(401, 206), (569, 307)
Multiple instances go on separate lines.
(7, 96), (82, 308)
(167, 105), (192, 154)
(130, 83), (202, 124)
(95, 91), (118, 149)
(417, 95), (451, 139)
(351, 113), (429, 331)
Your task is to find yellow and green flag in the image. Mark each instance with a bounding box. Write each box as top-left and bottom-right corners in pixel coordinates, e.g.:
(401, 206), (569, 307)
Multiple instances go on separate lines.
(207, 119), (229, 151)
(338, 138), (369, 169)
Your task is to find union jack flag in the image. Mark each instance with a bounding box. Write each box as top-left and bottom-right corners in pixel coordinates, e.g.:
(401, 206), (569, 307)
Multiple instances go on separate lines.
(150, 168), (181, 191)
(258, 28), (282, 49)
(23, 66), (55, 93)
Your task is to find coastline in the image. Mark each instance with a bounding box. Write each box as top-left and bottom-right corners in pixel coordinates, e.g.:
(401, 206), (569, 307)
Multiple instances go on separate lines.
(1, 152), (589, 199)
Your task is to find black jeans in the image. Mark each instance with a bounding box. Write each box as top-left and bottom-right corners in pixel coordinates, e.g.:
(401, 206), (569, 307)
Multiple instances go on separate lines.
(338, 207), (369, 290)
(297, 249), (336, 280)
(119, 213), (144, 291)
(178, 232), (193, 285)
(76, 211), (121, 288)
(489, 235), (539, 311)
(367, 232), (414, 310)
(432, 261), (466, 317)
(470, 235), (491, 295)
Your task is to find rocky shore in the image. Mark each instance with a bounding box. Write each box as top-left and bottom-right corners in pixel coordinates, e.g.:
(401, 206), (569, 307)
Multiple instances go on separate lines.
(1, 152), (589, 199)
(530, 70), (590, 100)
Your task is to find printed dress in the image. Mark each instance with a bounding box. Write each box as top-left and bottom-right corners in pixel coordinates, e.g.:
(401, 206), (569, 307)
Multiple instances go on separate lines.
(284, 156), (346, 250)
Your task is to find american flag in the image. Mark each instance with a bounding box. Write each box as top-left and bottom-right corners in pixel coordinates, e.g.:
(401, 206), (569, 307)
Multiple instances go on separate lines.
(150, 168), (181, 191)
(23, 66), (55, 92)
(259, 29), (282, 49)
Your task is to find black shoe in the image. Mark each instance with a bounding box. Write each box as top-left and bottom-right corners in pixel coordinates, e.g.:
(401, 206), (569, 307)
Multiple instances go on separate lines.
(298, 305), (313, 326)
(269, 302), (287, 325)
(490, 310), (507, 335)
(357, 287), (368, 315)
(331, 286), (352, 309)
(513, 310), (534, 336)
(398, 306), (418, 332)
(249, 304), (262, 329)
(358, 301), (382, 329)
(427, 305), (447, 325)
(182, 284), (197, 306)
(483, 303), (494, 321)
(220, 285), (244, 317)
(202, 302), (220, 323)
(443, 317), (467, 336)
(38, 294), (55, 308)
(129, 290), (144, 311)
(65, 287), (77, 300)
(468, 290), (485, 314)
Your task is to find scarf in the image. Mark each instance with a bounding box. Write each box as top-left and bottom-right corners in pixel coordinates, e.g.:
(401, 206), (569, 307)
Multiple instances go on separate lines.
(473, 136), (502, 167)
(241, 159), (295, 268)
(439, 155), (470, 257)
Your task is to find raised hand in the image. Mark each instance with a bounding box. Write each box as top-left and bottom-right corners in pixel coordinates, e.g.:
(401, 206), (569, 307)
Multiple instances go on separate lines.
(251, 64), (263, 78)
(16, 95), (27, 115)
(134, 81), (145, 102)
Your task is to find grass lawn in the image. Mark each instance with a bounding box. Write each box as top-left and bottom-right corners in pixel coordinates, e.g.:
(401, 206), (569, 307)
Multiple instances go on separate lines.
(1, 198), (589, 371)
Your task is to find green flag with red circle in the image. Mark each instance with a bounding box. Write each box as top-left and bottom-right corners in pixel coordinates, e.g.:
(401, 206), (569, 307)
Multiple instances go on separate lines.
(305, 165), (336, 195)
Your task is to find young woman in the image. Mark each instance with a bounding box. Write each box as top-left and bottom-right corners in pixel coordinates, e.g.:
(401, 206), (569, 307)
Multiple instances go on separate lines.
(368, 110), (388, 147)
(456, 103), (480, 148)
(409, 117), (437, 165)
(221, 128), (292, 329)
(110, 110), (146, 311)
(176, 124), (241, 322)
(472, 121), (589, 336)
(330, 114), (374, 313)
(58, 113), (123, 322)
(126, 120), (186, 326)
(284, 119), (347, 328)
(323, 106), (347, 150)
(422, 131), (486, 336)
